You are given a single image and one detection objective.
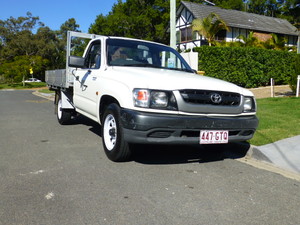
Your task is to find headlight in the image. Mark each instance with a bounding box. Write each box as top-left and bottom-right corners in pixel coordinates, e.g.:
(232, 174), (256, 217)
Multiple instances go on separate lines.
(133, 89), (177, 110)
(150, 91), (168, 108)
(243, 97), (256, 112)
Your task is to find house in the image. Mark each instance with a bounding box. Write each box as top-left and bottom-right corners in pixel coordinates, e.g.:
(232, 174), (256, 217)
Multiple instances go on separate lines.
(176, 1), (299, 50)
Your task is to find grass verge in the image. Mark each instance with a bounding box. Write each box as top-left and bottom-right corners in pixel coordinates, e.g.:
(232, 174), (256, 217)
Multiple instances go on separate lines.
(0, 82), (47, 89)
(38, 89), (54, 94)
(250, 97), (300, 146)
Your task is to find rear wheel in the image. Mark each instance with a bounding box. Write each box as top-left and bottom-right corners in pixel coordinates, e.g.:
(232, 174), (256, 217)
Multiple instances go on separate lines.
(56, 93), (72, 125)
(101, 103), (132, 162)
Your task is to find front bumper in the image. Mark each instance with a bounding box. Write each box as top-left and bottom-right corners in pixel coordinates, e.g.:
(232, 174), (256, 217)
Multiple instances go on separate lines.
(120, 108), (259, 144)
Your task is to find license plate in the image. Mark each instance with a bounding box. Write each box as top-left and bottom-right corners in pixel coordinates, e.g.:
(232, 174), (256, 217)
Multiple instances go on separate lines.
(200, 130), (229, 144)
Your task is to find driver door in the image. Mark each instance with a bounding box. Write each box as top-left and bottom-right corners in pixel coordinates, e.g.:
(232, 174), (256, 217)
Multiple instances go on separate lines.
(74, 40), (101, 118)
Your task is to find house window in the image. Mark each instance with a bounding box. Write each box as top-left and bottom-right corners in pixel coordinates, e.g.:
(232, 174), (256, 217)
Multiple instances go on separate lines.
(215, 29), (226, 41)
(192, 30), (197, 40)
(176, 31), (181, 43)
(181, 27), (193, 42)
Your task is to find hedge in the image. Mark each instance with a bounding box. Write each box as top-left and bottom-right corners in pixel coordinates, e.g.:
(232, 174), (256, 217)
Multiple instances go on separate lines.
(193, 46), (297, 88)
(290, 54), (300, 93)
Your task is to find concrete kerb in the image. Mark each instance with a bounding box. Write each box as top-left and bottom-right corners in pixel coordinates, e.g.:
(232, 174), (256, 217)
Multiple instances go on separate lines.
(249, 136), (300, 174)
(242, 135), (300, 182)
(242, 144), (300, 181)
(246, 145), (272, 163)
(32, 90), (55, 101)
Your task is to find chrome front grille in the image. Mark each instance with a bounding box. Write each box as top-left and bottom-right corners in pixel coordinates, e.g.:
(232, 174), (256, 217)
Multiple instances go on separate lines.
(179, 90), (241, 106)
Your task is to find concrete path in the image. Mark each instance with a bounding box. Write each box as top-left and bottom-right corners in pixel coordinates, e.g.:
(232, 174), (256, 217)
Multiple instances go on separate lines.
(251, 135), (300, 174)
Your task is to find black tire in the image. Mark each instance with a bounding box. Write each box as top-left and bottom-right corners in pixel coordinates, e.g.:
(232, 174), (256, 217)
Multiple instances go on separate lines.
(56, 94), (72, 125)
(101, 103), (132, 162)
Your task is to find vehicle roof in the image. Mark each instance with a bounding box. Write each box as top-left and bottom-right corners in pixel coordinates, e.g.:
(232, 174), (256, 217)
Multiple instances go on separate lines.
(94, 35), (169, 48)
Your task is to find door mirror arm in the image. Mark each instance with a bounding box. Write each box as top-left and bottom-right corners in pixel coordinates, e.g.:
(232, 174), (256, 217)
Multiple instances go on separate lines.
(71, 68), (80, 82)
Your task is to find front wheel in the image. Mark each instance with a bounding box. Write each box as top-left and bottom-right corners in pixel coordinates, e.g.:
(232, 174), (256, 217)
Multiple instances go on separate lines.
(101, 103), (132, 162)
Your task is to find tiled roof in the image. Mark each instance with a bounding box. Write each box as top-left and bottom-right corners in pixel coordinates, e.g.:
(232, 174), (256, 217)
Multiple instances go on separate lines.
(181, 1), (299, 36)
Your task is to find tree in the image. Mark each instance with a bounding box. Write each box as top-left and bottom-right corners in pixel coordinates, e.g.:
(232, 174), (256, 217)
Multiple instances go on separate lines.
(0, 55), (48, 83)
(247, 0), (268, 15)
(35, 26), (66, 69)
(192, 12), (230, 46)
(290, 53), (300, 93)
(246, 0), (300, 27)
(89, 14), (110, 36)
(212, 0), (245, 10)
(0, 12), (44, 62)
(55, 18), (82, 68)
(279, 0), (300, 28)
(89, 0), (299, 46)
(89, 0), (170, 44)
(247, 0), (283, 17)
(0, 12), (43, 41)
(0, 12), (48, 82)
(0, 12), (81, 83)
(263, 33), (287, 50)
(89, 0), (246, 45)
(236, 31), (260, 47)
(57, 18), (81, 42)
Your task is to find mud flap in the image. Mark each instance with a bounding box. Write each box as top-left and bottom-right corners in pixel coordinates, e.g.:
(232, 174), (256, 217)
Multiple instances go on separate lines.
(60, 90), (75, 109)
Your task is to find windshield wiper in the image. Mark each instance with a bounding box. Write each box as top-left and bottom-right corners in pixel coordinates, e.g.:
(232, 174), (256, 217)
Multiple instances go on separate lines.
(111, 63), (194, 73)
(125, 63), (162, 69)
(166, 67), (194, 73)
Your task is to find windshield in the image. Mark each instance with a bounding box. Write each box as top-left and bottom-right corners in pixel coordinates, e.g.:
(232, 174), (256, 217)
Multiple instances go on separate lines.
(106, 38), (193, 73)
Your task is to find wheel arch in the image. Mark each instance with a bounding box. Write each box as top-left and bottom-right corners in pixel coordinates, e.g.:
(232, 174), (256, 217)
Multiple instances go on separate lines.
(99, 95), (120, 123)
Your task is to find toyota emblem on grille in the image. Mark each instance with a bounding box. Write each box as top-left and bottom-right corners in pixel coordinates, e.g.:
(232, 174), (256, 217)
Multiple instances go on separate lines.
(210, 93), (222, 104)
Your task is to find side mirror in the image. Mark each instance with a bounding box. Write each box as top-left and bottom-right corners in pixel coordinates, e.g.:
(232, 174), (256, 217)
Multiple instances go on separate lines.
(69, 56), (85, 68)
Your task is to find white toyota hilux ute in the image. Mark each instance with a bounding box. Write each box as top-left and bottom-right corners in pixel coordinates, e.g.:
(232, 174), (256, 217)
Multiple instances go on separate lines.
(46, 31), (259, 162)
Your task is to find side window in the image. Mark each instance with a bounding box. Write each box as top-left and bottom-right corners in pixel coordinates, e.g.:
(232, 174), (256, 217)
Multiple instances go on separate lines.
(85, 41), (101, 69)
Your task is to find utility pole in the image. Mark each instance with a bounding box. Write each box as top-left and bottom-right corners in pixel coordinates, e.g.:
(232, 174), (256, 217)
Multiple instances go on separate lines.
(170, 0), (176, 49)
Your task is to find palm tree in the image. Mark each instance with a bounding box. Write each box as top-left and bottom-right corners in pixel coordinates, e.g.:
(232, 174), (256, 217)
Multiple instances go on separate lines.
(236, 31), (260, 47)
(192, 13), (230, 46)
(264, 33), (287, 50)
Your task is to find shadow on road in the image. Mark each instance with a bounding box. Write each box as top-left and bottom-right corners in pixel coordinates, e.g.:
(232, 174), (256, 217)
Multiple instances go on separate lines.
(70, 115), (102, 137)
(72, 115), (251, 165)
(132, 142), (250, 165)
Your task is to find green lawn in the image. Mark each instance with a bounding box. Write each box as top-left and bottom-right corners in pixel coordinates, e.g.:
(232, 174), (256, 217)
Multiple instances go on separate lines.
(250, 97), (300, 146)
(38, 88), (54, 94)
(0, 82), (47, 89)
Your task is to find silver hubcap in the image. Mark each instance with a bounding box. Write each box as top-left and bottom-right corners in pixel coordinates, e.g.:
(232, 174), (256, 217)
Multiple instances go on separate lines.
(103, 114), (117, 151)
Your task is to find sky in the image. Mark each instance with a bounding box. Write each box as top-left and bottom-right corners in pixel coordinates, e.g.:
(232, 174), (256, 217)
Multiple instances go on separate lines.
(0, 0), (120, 33)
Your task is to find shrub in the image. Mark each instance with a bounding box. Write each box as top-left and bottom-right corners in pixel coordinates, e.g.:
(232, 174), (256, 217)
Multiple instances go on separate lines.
(290, 54), (300, 93)
(193, 46), (297, 88)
